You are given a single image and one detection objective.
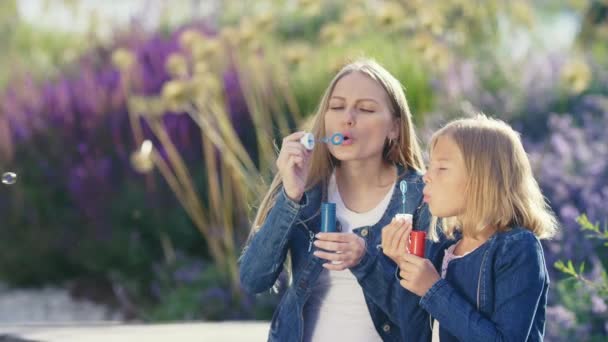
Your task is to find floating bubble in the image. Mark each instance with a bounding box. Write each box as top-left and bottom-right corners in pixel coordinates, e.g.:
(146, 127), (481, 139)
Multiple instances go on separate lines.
(2, 172), (17, 185)
(140, 140), (153, 156)
(131, 140), (155, 173)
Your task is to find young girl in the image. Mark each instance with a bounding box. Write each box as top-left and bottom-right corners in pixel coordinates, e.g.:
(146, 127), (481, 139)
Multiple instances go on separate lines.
(383, 115), (558, 341)
(238, 59), (432, 341)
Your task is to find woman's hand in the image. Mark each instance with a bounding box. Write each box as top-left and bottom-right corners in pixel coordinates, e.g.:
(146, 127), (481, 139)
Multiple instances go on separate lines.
(381, 217), (412, 264)
(397, 254), (440, 297)
(313, 233), (366, 270)
(276, 131), (311, 202)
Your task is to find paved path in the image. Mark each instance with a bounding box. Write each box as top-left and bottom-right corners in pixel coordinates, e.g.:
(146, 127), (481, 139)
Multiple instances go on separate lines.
(1, 322), (270, 342)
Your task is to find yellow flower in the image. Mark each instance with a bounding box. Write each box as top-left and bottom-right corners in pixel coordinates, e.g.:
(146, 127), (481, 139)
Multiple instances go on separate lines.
(329, 57), (349, 74)
(130, 140), (154, 173)
(511, 1), (535, 28)
(422, 44), (450, 71)
(162, 80), (193, 109)
(412, 32), (435, 53)
(111, 48), (136, 71)
(254, 12), (275, 32)
(320, 23), (346, 45)
(376, 2), (406, 29)
(220, 27), (241, 47)
(342, 7), (366, 28)
(145, 96), (167, 117)
(191, 39), (223, 62)
(239, 18), (256, 46)
(561, 59), (592, 94)
(191, 73), (222, 100)
(165, 53), (189, 78)
(127, 96), (147, 114)
(284, 42), (311, 66)
(193, 61), (209, 76)
(298, 0), (322, 16)
(128, 96), (166, 117)
(418, 8), (444, 35)
(179, 29), (204, 52)
(245, 39), (263, 53)
(567, 0), (587, 11)
(298, 0), (317, 6)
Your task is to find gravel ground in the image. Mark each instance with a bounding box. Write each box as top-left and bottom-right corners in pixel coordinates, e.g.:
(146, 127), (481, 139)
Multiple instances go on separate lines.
(0, 283), (123, 324)
(1, 322), (269, 342)
(0, 283), (269, 341)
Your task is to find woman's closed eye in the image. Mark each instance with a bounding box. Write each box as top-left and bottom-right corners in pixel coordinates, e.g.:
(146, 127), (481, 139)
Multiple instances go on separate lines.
(359, 107), (375, 113)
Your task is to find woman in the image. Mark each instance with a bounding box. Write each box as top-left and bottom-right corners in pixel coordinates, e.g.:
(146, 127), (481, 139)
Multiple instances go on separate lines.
(239, 59), (431, 341)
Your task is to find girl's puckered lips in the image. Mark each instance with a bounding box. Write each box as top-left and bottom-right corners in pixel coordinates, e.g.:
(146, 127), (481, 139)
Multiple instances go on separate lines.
(423, 191), (431, 202)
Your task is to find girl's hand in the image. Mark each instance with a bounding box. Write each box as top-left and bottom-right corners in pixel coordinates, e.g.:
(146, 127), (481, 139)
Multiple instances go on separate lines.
(397, 253), (440, 297)
(313, 233), (366, 270)
(276, 131), (311, 202)
(381, 217), (412, 264)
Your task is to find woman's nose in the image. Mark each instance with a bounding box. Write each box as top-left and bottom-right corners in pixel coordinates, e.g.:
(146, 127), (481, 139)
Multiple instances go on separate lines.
(423, 172), (431, 184)
(343, 108), (355, 126)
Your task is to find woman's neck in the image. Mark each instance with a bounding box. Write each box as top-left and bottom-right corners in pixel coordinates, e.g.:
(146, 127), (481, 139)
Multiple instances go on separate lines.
(333, 160), (397, 213)
(335, 160), (396, 193)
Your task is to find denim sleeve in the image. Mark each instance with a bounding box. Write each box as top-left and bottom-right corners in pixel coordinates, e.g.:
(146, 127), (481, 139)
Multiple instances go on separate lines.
(419, 234), (548, 341)
(351, 251), (430, 339)
(238, 188), (306, 294)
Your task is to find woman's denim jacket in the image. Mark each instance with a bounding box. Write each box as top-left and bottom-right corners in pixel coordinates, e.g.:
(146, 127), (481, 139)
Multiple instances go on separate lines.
(372, 227), (550, 341)
(238, 166), (432, 341)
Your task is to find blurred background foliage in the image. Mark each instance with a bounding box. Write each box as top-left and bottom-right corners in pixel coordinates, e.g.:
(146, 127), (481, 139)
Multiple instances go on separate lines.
(0, 0), (607, 338)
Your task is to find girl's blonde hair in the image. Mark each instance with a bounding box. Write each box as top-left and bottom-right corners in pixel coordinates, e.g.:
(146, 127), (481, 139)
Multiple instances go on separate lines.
(428, 114), (558, 241)
(250, 58), (425, 235)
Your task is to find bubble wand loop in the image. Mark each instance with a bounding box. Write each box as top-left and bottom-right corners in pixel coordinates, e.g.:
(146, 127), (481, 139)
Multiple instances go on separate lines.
(299, 132), (345, 150)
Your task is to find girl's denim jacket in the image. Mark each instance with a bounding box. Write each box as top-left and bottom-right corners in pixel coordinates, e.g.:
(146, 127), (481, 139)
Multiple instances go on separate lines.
(372, 227), (550, 341)
(238, 166), (432, 341)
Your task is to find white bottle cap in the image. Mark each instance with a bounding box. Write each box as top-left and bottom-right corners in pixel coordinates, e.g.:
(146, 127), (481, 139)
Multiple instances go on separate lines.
(395, 213), (413, 223)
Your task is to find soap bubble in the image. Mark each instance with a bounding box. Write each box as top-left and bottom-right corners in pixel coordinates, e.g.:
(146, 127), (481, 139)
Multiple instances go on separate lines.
(2, 172), (17, 185)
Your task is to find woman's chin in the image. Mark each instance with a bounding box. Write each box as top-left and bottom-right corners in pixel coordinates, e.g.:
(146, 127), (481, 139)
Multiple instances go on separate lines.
(330, 149), (380, 162)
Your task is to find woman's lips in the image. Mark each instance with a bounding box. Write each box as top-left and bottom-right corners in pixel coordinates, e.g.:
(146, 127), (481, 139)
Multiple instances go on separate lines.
(339, 132), (353, 146)
(341, 136), (353, 145)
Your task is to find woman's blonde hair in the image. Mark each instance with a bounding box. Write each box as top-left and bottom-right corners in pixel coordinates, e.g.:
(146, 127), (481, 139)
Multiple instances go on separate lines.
(250, 58), (425, 235)
(428, 114), (558, 241)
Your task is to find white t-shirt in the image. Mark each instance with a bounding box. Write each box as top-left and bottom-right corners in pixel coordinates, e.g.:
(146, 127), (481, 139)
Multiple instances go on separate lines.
(302, 173), (395, 342)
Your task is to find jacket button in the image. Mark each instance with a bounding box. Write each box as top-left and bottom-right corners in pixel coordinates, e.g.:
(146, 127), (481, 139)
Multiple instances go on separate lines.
(382, 323), (391, 332)
(361, 228), (369, 237)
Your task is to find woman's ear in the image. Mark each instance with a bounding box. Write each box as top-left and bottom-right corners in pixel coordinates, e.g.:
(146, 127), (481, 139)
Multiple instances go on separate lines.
(390, 118), (401, 140)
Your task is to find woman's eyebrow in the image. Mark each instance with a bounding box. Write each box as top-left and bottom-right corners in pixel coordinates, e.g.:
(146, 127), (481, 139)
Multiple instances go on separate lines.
(330, 96), (379, 105)
(358, 98), (379, 104)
